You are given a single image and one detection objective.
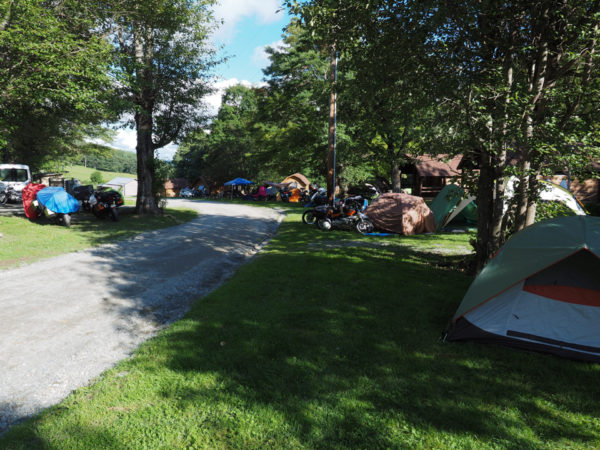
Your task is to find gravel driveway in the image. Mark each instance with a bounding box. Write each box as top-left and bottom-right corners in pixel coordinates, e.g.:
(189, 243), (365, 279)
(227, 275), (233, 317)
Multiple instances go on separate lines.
(0, 200), (284, 433)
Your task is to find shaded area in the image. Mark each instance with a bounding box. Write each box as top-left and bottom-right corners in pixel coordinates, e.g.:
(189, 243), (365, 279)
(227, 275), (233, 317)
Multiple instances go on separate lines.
(3, 217), (599, 448)
(0, 201), (282, 434)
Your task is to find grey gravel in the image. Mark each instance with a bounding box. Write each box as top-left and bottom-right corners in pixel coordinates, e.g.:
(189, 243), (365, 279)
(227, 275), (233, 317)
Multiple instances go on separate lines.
(0, 200), (284, 434)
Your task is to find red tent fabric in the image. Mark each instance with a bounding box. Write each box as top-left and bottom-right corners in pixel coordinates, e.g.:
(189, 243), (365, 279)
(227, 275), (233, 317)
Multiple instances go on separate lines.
(22, 183), (47, 219)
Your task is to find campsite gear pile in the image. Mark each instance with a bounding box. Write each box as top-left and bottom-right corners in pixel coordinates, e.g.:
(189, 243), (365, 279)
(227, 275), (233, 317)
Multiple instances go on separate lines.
(445, 215), (600, 362)
(23, 184), (79, 227)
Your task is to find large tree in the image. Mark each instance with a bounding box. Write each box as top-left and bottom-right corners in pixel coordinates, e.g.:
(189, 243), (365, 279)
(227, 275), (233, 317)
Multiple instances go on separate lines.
(0, 0), (113, 169)
(433, 0), (600, 269)
(108, 0), (217, 214)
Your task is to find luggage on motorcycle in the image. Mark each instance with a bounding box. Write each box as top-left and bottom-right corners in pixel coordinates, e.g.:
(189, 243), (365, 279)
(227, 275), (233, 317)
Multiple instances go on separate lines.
(73, 185), (94, 201)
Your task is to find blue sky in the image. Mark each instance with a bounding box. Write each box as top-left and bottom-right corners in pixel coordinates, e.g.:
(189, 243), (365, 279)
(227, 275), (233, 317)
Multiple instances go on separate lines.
(215, 8), (289, 84)
(110, 1), (291, 160)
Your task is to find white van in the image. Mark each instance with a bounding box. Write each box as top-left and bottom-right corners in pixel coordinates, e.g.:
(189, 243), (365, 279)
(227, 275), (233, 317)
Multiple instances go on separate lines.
(0, 164), (32, 192)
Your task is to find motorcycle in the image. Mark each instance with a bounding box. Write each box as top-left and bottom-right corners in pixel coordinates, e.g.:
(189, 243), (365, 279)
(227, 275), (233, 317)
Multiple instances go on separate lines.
(0, 182), (23, 205)
(73, 185), (95, 211)
(33, 186), (80, 227)
(313, 196), (374, 233)
(303, 186), (327, 208)
(89, 188), (123, 221)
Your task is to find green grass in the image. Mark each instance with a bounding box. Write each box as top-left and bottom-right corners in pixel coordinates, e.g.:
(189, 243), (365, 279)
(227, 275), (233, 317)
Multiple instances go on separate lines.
(2, 211), (600, 448)
(0, 207), (197, 269)
(62, 165), (135, 184)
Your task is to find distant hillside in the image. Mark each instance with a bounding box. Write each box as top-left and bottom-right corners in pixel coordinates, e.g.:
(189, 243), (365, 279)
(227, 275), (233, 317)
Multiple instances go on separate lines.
(77, 145), (137, 174)
(64, 165), (135, 185)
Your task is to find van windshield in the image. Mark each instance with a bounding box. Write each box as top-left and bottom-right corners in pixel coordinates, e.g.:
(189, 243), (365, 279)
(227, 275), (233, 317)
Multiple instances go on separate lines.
(0, 168), (29, 182)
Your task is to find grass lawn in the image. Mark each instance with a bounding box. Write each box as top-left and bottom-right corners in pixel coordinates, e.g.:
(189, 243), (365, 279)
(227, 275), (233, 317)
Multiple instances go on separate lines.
(0, 207), (197, 269)
(2, 209), (600, 448)
(62, 165), (135, 184)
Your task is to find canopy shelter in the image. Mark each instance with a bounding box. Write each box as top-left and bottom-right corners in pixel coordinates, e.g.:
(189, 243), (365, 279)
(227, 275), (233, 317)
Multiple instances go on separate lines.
(224, 178), (253, 199)
(224, 178), (253, 186)
(446, 215), (600, 362)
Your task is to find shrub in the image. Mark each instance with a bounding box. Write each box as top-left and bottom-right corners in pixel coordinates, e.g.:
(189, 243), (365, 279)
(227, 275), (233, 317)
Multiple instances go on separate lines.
(90, 171), (104, 185)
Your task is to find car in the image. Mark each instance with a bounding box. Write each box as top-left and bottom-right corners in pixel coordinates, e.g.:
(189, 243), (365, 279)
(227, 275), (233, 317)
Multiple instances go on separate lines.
(180, 187), (193, 198)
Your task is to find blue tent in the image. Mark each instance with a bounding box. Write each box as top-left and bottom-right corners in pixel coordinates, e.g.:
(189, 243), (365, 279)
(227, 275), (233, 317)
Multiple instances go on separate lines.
(224, 177), (253, 186)
(37, 187), (80, 214)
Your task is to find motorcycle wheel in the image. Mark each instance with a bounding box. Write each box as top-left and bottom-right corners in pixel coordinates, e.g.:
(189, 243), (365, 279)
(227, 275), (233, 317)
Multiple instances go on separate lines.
(355, 219), (373, 233)
(302, 209), (316, 225)
(62, 214), (71, 228)
(317, 218), (332, 231)
(110, 207), (119, 222)
(0, 192), (6, 205)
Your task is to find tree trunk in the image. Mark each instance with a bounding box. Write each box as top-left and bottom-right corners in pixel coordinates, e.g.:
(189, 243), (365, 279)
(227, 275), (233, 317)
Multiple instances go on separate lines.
(525, 174), (538, 226)
(512, 163), (530, 233)
(326, 48), (337, 204)
(135, 107), (160, 215)
(391, 161), (402, 193)
(475, 148), (496, 272)
(133, 25), (160, 215)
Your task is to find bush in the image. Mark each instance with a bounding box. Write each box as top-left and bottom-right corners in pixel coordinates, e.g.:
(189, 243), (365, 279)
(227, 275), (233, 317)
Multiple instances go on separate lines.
(90, 171), (104, 185)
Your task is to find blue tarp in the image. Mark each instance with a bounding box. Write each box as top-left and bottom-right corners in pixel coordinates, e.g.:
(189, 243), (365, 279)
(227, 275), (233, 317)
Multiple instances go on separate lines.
(224, 178), (253, 186)
(37, 187), (80, 214)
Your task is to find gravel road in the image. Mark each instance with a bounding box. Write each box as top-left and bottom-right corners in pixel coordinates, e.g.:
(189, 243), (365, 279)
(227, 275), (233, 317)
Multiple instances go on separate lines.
(0, 200), (284, 433)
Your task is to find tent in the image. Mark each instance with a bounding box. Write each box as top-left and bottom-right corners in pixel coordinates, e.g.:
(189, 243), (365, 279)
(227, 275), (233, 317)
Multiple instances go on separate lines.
(365, 192), (436, 235)
(429, 184), (477, 232)
(446, 215), (600, 362)
(281, 173), (311, 191)
(504, 178), (586, 216)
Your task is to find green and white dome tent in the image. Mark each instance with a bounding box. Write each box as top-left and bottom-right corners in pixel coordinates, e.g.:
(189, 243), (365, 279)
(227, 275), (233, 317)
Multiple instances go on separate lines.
(446, 215), (600, 362)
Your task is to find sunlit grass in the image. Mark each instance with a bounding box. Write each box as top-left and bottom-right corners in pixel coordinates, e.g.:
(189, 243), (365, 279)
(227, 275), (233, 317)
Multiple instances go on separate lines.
(2, 211), (600, 448)
(0, 207), (197, 269)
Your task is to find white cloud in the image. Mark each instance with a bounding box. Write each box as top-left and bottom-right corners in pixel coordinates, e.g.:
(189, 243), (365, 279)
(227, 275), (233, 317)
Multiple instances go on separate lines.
(212, 0), (284, 42)
(204, 77), (257, 116)
(252, 39), (285, 69)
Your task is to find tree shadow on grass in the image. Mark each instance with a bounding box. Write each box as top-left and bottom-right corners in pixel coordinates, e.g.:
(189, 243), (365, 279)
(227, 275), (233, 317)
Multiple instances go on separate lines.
(146, 243), (600, 447)
(3, 219), (600, 447)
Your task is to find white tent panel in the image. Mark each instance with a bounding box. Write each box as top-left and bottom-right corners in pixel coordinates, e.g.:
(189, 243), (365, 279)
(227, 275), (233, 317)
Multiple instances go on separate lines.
(465, 281), (600, 350)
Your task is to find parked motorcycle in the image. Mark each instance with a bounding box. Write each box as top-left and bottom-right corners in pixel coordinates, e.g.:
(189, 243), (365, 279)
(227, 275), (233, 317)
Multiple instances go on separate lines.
(313, 196), (374, 233)
(34, 186), (80, 227)
(0, 182), (23, 205)
(303, 186), (327, 208)
(90, 188), (123, 221)
(73, 185), (95, 211)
